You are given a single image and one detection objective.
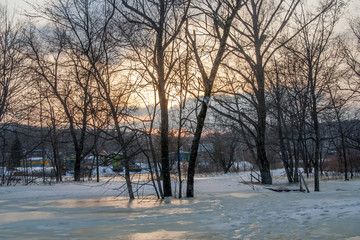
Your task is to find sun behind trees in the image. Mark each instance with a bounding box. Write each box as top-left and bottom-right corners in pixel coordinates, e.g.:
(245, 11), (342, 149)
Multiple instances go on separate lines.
(0, 0), (359, 198)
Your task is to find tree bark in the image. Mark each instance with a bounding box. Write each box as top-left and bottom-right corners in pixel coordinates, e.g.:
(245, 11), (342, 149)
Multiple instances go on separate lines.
(159, 92), (172, 197)
(186, 100), (208, 197)
(186, 0), (243, 197)
(255, 65), (272, 184)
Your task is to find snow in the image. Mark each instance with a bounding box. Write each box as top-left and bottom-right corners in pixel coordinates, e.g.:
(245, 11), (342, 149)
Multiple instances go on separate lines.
(0, 171), (360, 239)
(231, 161), (254, 171)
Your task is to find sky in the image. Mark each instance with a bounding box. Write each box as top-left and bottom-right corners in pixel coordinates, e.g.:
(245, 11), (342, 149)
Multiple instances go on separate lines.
(3, 0), (360, 14)
(0, 0), (44, 16)
(1, 0), (26, 18)
(3, 0), (360, 17)
(1, 0), (29, 11)
(3, 0), (359, 26)
(1, 0), (359, 39)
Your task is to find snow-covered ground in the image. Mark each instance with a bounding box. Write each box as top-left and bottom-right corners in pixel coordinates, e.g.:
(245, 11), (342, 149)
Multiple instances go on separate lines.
(0, 171), (359, 240)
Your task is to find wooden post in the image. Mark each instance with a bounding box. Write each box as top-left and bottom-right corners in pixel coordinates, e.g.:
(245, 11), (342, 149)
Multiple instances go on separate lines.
(251, 169), (253, 183)
(299, 171), (310, 193)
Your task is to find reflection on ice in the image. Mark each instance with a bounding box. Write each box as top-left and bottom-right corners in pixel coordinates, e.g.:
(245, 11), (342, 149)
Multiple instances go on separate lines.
(129, 230), (222, 240)
(229, 192), (256, 198)
(0, 211), (53, 224)
(74, 227), (114, 235)
(40, 196), (200, 209)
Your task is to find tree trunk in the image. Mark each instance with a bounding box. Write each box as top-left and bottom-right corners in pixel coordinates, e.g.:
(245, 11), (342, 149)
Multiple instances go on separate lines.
(257, 138), (272, 184)
(74, 152), (82, 181)
(312, 95), (320, 192)
(348, 149), (353, 179)
(176, 127), (183, 198)
(159, 92), (172, 197)
(185, 0), (242, 197)
(337, 116), (349, 180)
(149, 133), (164, 198)
(186, 100), (208, 197)
(278, 124), (293, 183)
(256, 78), (272, 184)
(123, 159), (134, 199)
(96, 155), (99, 183)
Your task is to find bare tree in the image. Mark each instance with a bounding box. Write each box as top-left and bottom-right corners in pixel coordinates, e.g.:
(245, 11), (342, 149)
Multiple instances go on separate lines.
(323, 40), (355, 180)
(45, 97), (63, 182)
(271, 45), (312, 180)
(24, 4), (96, 181)
(0, 5), (24, 122)
(0, 5), (25, 183)
(289, 0), (345, 191)
(167, 32), (194, 198)
(109, 0), (191, 197)
(137, 95), (164, 199)
(185, 0), (244, 197)
(326, 85), (354, 180)
(45, 0), (138, 198)
(211, 0), (340, 186)
(345, 17), (360, 81)
(205, 130), (240, 173)
(267, 57), (296, 183)
(219, 0), (302, 184)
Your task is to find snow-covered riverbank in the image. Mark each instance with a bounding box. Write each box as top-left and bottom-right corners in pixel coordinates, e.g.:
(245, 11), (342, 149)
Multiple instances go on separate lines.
(0, 173), (359, 239)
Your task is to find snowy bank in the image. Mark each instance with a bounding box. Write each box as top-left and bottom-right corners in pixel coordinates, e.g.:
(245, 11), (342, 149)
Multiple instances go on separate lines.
(0, 173), (359, 239)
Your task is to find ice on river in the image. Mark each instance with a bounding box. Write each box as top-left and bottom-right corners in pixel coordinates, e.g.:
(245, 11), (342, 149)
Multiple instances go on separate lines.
(0, 173), (360, 239)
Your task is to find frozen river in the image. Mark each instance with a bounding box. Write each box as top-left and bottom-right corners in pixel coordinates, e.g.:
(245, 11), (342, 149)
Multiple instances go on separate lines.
(0, 174), (360, 239)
